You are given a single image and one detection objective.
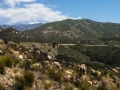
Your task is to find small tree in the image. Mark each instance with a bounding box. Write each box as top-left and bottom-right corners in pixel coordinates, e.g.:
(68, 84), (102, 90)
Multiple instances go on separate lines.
(24, 71), (35, 87)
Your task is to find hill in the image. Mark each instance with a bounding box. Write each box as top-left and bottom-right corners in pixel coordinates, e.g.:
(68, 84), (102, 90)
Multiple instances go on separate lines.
(24, 19), (120, 44)
(0, 27), (33, 42)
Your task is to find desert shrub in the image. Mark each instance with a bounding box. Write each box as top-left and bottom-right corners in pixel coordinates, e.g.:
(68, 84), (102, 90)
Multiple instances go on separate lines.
(48, 67), (62, 82)
(24, 71), (35, 87)
(0, 84), (5, 90)
(19, 60), (32, 70)
(97, 86), (107, 90)
(43, 81), (53, 90)
(79, 82), (93, 90)
(0, 59), (5, 74)
(19, 61), (26, 69)
(117, 82), (120, 88)
(14, 76), (25, 90)
(64, 83), (74, 90)
(0, 39), (4, 44)
(109, 86), (118, 90)
(2, 55), (14, 68)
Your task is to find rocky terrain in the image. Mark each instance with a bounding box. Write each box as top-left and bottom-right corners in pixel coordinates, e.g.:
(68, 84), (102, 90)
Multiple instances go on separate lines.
(0, 39), (120, 90)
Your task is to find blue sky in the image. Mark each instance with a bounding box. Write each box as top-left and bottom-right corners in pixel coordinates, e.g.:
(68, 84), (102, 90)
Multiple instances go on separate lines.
(0, 0), (120, 24)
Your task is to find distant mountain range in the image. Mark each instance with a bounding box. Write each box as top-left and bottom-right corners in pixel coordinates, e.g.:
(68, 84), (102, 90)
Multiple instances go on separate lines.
(0, 19), (120, 44)
(0, 23), (43, 31)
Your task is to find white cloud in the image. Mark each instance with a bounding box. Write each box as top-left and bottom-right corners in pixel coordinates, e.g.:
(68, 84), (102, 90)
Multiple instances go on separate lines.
(29, 21), (39, 24)
(4, 0), (36, 7)
(0, 3), (68, 24)
(71, 17), (82, 20)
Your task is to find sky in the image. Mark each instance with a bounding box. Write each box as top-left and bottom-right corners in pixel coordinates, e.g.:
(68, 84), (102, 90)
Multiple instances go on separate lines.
(0, 0), (120, 25)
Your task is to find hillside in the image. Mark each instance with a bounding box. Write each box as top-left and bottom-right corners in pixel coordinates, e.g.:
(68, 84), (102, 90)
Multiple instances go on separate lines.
(0, 39), (120, 90)
(0, 27), (33, 42)
(24, 19), (120, 44)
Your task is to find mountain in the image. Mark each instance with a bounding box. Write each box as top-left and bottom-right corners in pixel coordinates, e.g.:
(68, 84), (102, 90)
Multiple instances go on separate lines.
(0, 27), (33, 42)
(24, 19), (120, 44)
(0, 23), (43, 31)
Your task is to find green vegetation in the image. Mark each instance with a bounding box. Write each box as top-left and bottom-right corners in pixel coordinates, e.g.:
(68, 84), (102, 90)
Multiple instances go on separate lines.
(15, 76), (25, 90)
(2, 55), (14, 68)
(24, 19), (120, 44)
(79, 82), (93, 90)
(24, 71), (35, 87)
(0, 84), (5, 90)
(69, 45), (120, 67)
(0, 59), (5, 74)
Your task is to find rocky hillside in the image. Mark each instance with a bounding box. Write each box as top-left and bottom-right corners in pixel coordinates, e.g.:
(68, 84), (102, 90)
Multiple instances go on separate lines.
(24, 19), (120, 44)
(0, 39), (120, 90)
(0, 27), (34, 42)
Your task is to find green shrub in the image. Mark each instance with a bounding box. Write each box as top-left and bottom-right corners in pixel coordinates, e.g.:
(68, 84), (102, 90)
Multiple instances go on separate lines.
(43, 81), (53, 90)
(97, 86), (107, 90)
(79, 82), (93, 90)
(0, 84), (5, 90)
(24, 71), (35, 87)
(64, 83), (74, 90)
(0, 59), (5, 74)
(14, 76), (25, 90)
(3, 55), (14, 68)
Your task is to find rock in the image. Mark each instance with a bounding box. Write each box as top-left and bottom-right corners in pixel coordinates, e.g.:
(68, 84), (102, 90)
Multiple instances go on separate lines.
(115, 67), (120, 71)
(19, 55), (23, 59)
(112, 68), (118, 73)
(31, 63), (41, 71)
(53, 62), (61, 67)
(87, 81), (93, 86)
(96, 71), (101, 76)
(79, 64), (87, 74)
(64, 70), (72, 81)
(91, 69), (96, 73)
(44, 61), (49, 65)
(48, 55), (52, 59)
(0, 50), (4, 55)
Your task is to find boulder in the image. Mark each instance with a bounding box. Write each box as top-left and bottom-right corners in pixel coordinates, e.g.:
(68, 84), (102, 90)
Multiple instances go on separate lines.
(19, 55), (23, 59)
(87, 81), (93, 86)
(79, 64), (87, 74)
(53, 62), (61, 67)
(0, 50), (4, 55)
(48, 55), (52, 59)
(112, 68), (118, 73)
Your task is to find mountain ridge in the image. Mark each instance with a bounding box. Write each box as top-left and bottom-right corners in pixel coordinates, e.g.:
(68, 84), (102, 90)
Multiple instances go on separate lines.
(0, 23), (43, 31)
(24, 19), (120, 44)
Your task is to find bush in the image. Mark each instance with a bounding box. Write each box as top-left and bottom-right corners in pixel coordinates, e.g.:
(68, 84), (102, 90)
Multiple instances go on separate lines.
(14, 76), (25, 90)
(0, 59), (5, 74)
(2, 55), (14, 68)
(24, 71), (35, 87)
(79, 82), (93, 90)
(0, 84), (5, 90)
(64, 83), (74, 90)
(43, 81), (53, 90)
